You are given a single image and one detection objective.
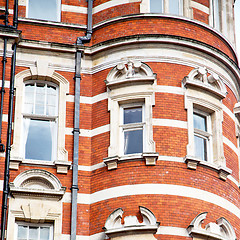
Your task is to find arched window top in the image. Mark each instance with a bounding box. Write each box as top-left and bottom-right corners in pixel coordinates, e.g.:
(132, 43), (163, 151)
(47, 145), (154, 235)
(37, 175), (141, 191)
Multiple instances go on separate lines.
(10, 169), (66, 200)
(24, 80), (58, 117)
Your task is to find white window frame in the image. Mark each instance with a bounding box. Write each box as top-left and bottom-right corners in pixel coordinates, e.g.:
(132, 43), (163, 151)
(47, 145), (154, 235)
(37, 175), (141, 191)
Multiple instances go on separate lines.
(193, 109), (213, 162)
(149, 0), (183, 15)
(120, 102), (145, 156)
(26, 0), (61, 22)
(16, 222), (53, 240)
(104, 60), (158, 170)
(10, 66), (69, 173)
(23, 80), (58, 162)
(140, 0), (189, 16)
(211, 0), (221, 30)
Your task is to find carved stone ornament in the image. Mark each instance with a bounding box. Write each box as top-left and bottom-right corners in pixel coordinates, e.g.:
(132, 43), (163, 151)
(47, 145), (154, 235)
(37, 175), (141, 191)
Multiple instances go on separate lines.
(187, 212), (237, 240)
(9, 169), (66, 200)
(105, 60), (156, 90)
(104, 152), (159, 170)
(184, 156), (232, 181)
(103, 206), (160, 238)
(182, 67), (227, 99)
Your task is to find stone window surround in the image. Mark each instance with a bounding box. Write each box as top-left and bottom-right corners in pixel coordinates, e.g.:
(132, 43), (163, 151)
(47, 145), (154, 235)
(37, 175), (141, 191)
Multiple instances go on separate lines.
(7, 169), (65, 240)
(103, 60), (159, 170)
(183, 67), (232, 181)
(10, 60), (70, 173)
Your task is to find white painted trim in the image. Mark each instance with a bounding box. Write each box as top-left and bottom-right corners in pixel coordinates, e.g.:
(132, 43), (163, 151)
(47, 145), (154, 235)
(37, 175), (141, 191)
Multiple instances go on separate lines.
(157, 226), (189, 236)
(61, 4), (87, 14)
(19, 0), (27, 6)
(158, 156), (184, 162)
(0, 180), (3, 191)
(2, 114), (8, 122)
(153, 119), (187, 129)
(190, 1), (210, 14)
(66, 93), (108, 104)
(223, 136), (238, 156)
(0, 6), (13, 14)
(61, 184), (240, 219)
(228, 175), (239, 187)
(65, 119), (187, 138)
(155, 85), (184, 95)
(93, 0), (141, 14)
(0, 80), (10, 88)
(62, 227), (190, 240)
(78, 162), (106, 171)
(65, 125), (110, 137)
(222, 105), (236, 122)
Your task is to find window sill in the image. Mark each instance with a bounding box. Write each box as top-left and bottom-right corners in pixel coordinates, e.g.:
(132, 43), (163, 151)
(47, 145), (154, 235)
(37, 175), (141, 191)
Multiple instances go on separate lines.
(18, 17), (86, 30)
(103, 152), (159, 170)
(10, 158), (71, 174)
(184, 155), (232, 181)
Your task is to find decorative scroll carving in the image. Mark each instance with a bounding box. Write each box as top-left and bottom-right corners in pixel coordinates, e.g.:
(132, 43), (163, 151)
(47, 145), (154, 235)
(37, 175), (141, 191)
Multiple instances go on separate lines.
(103, 206), (160, 238)
(182, 67), (227, 99)
(187, 212), (236, 240)
(105, 60), (156, 90)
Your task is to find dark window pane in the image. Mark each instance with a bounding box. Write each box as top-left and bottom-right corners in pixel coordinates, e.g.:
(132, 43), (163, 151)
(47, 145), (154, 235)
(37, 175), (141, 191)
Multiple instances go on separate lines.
(194, 135), (207, 161)
(193, 113), (207, 131)
(169, 0), (180, 15)
(124, 130), (143, 154)
(150, 0), (163, 13)
(25, 119), (52, 161)
(124, 107), (142, 124)
(28, 0), (59, 21)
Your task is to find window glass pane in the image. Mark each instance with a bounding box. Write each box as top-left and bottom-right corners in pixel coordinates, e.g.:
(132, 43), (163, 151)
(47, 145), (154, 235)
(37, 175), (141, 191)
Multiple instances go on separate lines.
(213, 0), (220, 29)
(150, 0), (163, 13)
(25, 119), (52, 161)
(25, 84), (34, 114)
(28, 0), (59, 21)
(40, 227), (50, 240)
(194, 135), (207, 161)
(47, 86), (57, 115)
(169, 0), (180, 15)
(124, 107), (142, 124)
(18, 226), (28, 240)
(124, 129), (143, 154)
(29, 226), (38, 240)
(193, 113), (207, 131)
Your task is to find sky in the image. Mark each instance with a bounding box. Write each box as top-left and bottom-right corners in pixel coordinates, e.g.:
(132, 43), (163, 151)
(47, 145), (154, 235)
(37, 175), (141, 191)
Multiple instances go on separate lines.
(235, 0), (240, 61)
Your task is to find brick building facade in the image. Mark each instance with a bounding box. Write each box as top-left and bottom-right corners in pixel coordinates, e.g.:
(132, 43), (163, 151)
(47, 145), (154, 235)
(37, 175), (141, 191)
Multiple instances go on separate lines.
(0, 0), (240, 240)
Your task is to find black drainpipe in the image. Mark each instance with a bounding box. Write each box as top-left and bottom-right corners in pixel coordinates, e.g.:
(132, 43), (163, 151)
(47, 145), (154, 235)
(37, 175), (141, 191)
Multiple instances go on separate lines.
(1, 42), (17, 240)
(71, 0), (93, 239)
(0, 37), (8, 153)
(13, 0), (19, 29)
(0, 0), (19, 237)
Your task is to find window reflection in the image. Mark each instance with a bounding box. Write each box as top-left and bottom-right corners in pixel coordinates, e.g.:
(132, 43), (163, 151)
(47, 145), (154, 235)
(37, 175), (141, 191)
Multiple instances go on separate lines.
(28, 0), (60, 22)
